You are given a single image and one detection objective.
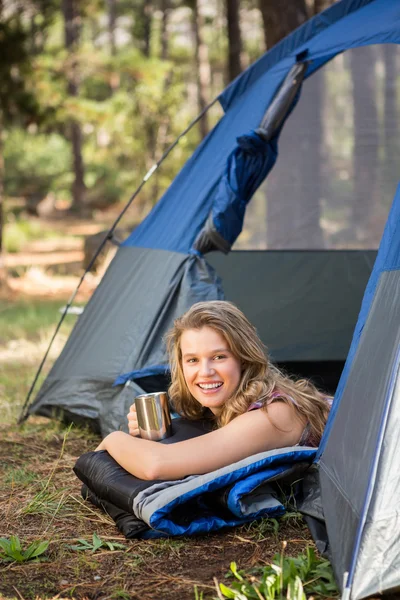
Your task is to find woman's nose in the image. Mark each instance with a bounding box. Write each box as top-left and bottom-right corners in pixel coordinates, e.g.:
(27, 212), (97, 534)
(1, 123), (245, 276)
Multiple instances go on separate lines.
(199, 360), (215, 376)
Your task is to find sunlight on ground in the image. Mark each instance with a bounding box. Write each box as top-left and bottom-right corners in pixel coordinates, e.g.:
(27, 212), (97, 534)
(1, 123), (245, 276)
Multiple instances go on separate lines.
(7, 266), (97, 299)
(0, 332), (69, 365)
(0, 294), (78, 425)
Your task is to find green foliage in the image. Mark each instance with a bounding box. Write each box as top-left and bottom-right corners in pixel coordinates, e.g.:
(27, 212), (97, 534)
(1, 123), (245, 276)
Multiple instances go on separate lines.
(0, 0), (57, 124)
(0, 535), (49, 563)
(1, 0), (230, 216)
(4, 219), (46, 253)
(218, 547), (338, 600)
(68, 532), (126, 553)
(4, 128), (71, 201)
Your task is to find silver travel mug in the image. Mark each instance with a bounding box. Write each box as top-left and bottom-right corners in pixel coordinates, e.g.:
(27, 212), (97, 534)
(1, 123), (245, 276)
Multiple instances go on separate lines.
(134, 391), (172, 441)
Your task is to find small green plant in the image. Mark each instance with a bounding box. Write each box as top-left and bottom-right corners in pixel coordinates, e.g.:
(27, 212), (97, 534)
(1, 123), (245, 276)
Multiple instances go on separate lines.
(0, 535), (49, 563)
(153, 537), (185, 556)
(194, 585), (205, 600)
(111, 590), (131, 600)
(68, 532), (126, 553)
(217, 545), (338, 599)
(241, 517), (281, 541)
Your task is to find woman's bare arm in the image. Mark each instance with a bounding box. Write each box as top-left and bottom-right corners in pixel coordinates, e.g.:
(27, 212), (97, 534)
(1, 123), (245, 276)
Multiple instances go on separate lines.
(96, 402), (305, 481)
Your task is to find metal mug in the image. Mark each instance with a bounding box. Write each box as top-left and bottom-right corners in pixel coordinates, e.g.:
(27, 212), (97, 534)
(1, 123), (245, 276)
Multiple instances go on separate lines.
(134, 391), (172, 441)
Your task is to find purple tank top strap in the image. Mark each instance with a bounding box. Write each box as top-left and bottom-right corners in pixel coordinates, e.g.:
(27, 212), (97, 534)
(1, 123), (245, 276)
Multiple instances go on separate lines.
(248, 391), (298, 412)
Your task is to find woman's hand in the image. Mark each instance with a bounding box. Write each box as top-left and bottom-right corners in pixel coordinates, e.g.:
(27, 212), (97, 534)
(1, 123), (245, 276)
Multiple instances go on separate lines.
(127, 403), (140, 437)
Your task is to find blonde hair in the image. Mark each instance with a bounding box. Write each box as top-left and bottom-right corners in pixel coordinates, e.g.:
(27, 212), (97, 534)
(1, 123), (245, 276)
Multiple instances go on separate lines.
(166, 301), (330, 444)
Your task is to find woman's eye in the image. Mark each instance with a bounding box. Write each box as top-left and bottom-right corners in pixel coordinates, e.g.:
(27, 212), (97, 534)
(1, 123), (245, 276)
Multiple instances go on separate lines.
(187, 358), (197, 363)
(214, 355), (226, 360)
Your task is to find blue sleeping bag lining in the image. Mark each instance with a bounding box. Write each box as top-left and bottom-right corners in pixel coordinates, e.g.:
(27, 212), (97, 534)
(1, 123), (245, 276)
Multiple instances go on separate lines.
(133, 447), (316, 537)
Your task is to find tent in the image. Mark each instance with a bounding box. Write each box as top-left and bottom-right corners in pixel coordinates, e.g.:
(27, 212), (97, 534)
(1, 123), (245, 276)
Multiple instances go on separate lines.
(24, 1), (400, 596)
(27, 0), (399, 434)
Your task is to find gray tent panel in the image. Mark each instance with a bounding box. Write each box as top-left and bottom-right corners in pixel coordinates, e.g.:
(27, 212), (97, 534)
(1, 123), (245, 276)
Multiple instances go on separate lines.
(351, 362), (400, 596)
(208, 250), (376, 361)
(29, 247), (223, 435)
(319, 269), (400, 598)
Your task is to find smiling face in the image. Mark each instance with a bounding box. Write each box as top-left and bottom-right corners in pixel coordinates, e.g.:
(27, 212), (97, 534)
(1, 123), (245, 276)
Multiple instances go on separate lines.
(180, 326), (242, 415)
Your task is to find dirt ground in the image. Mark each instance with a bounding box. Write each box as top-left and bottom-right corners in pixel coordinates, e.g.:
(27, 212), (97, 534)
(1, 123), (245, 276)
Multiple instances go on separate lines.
(0, 422), (315, 600)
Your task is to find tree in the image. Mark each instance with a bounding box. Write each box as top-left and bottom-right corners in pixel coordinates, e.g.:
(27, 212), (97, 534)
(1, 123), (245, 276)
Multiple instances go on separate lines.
(189, 0), (211, 139)
(258, 0), (308, 48)
(382, 44), (399, 199)
(259, 1), (319, 248)
(160, 0), (170, 60)
(133, 0), (153, 57)
(107, 0), (117, 56)
(350, 46), (378, 237)
(62, 0), (86, 213)
(261, 1), (336, 249)
(226, 0), (242, 82)
(0, 0), (56, 286)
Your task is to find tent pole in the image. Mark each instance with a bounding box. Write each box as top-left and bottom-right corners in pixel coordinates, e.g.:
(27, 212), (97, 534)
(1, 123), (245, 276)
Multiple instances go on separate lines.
(17, 96), (219, 426)
(341, 572), (350, 600)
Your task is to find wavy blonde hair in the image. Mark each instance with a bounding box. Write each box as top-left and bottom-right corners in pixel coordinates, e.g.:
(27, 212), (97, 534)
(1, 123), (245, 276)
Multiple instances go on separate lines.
(166, 301), (330, 444)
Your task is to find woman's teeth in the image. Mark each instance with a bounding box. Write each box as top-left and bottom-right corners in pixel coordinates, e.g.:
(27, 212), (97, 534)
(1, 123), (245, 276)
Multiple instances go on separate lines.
(198, 383), (222, 390)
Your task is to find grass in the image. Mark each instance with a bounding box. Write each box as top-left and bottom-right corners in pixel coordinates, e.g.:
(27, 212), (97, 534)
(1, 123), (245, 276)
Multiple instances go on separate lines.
(3, 465), (39, 485)
(0, 296), (339, 600)
(0, 298), (80, 343)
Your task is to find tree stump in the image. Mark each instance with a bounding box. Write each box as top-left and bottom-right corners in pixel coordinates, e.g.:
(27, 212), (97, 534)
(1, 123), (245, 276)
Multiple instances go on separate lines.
(83, 228), (130, 273)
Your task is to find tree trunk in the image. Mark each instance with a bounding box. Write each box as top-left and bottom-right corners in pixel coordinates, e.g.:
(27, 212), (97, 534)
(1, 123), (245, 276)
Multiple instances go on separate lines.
(107, 0), (120, 90)
(160, 0), (169, 60)
(107, 0), (117, 56)
(0, 113), (8, 289)
(62, 0), (86, 213)
(191, 0), (210, 139)
(266, 69), (324, 249)
(312, 0), (333, 16)
(142, 0), (152, 58)
(383, 45), (399, 192)
(226, 0), (242, 82)
(350, 46), (378, 235)
(260, 2), (325, 249)
(258, 0), (308, 48)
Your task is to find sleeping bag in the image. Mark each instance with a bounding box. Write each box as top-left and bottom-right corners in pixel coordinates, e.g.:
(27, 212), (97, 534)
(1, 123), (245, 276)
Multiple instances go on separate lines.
(74, 418), (316, 538)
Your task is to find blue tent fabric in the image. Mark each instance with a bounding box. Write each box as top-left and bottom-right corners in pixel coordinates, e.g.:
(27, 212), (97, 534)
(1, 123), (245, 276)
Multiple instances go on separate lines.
(122, 0), (400, 256)
(211, 131), (277, 248)
(113, 364), (169, 387)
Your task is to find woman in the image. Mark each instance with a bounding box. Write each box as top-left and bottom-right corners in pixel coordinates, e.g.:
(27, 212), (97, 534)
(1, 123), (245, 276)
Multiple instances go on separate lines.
(96, 301), (330, 480)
